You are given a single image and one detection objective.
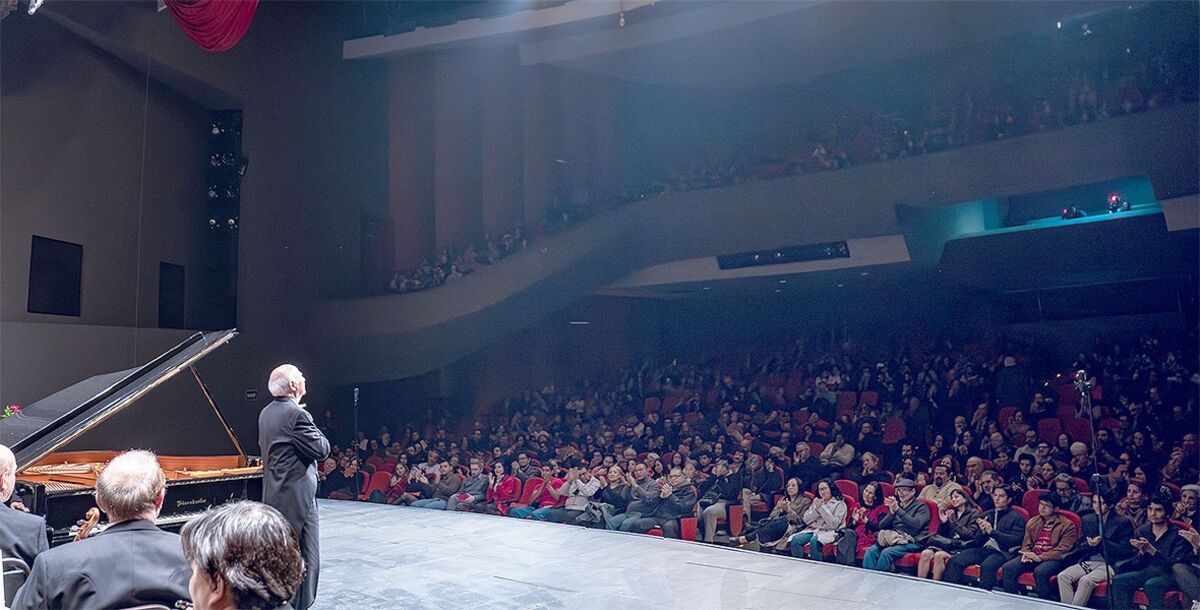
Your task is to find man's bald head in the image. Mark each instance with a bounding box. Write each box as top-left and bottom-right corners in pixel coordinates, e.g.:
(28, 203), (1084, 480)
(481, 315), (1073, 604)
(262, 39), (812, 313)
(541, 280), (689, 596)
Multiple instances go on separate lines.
(268, 364), (306, 401)
(96, 450), (166, 522)
(0, 444), (16, 502)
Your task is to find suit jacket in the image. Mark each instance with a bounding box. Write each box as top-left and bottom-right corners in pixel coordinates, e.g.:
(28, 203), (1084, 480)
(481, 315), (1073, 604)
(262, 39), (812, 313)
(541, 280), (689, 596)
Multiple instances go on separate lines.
(11, 519), (190, 610)
(0, 503), (48, 567)
(259, 397), (331, 533)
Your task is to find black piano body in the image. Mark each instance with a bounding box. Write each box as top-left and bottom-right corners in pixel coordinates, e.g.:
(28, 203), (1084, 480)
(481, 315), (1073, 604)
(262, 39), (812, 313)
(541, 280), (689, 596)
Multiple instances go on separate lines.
(1, 329), (263, 545)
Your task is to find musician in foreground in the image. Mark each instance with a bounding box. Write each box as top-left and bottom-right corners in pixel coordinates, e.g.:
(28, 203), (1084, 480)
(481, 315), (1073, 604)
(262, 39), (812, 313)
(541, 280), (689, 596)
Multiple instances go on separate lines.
(182, 501), (303, 610)
(259, 364), (330, 610)
(11, 449), (191, 610)
(0, 443), (49, 568)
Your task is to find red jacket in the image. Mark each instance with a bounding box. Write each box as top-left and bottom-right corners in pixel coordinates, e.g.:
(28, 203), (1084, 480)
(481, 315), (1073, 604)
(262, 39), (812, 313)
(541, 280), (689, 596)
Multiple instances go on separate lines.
(487, 475), (521, 515)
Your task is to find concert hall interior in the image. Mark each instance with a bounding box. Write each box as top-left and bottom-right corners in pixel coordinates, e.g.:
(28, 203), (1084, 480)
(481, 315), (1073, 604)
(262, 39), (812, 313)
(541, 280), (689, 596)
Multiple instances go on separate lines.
(1, 1), (1199, 609)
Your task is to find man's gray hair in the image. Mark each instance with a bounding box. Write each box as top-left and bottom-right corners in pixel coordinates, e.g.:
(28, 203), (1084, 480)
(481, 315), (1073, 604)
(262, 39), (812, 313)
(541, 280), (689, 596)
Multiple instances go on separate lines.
(96, 450), (165, 521)
(181, 501), (303, 610)
(0, 444), (16, 503)
(268, 364), (303, 398)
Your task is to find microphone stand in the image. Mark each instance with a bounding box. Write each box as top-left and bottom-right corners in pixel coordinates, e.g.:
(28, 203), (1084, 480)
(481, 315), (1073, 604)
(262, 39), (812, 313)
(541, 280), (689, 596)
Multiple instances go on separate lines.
(353, 387), (360, 457)
(1074, 370), (1112, 610)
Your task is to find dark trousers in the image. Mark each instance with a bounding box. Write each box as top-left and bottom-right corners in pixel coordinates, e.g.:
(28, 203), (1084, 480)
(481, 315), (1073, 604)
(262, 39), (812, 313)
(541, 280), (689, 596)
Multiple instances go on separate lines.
(1000, 556), (1064, 599)
(944, 548), (1007, 590)
(545, 507), (583, 523)
(745, 517), (789, 544)
(628, 516), (682, 539)
(1110, 565), (1174, 610)
(293, 507), (320, 610)
(1174, 563), (1200, 604)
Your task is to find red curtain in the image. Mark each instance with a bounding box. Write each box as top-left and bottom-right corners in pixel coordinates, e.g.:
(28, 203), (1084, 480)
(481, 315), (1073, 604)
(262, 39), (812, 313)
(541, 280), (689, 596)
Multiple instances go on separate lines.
(164, 0), (259, 52)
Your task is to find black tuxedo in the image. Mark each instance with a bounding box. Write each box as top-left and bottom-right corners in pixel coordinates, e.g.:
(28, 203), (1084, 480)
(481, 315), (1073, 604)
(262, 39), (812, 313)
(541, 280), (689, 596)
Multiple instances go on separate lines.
(259, 397), (330, 610)
(11, 519), (190, 610)
(0, 503), (48, 567)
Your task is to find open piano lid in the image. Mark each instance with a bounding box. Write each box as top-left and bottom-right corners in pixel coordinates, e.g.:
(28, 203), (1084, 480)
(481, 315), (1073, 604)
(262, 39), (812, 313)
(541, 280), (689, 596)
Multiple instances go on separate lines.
(2, 329), (238, 471)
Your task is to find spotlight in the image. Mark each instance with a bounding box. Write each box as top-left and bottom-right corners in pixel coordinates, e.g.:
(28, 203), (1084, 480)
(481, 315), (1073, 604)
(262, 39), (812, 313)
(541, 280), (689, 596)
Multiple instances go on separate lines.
(208, 218), (218, 228)
(210, 123), (222, 136)
(27, 0), (44, 15)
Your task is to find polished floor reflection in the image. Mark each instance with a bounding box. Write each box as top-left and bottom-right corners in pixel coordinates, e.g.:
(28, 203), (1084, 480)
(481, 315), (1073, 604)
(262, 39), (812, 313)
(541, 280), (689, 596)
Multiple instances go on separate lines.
(314, 499), (1071, 610)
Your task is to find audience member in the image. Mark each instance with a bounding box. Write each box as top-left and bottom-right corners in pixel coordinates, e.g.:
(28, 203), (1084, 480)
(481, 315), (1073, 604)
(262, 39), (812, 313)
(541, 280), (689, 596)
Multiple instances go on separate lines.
(1000, 491), (1079, 599)
(788, 479), (848, 560)
(181, 501), (303, 610)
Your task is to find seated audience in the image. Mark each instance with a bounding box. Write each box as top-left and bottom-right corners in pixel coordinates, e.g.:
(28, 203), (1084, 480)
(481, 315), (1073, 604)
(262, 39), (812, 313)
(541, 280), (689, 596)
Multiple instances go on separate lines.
(408, 461), (463, 509)
(819, 433), (855, 477)
(788, 479), (847, 560)
(0, 444), (48, 568)
(445, 460), (488, 512)
(944, 485), (1028, 591)
(607, 463), (657, 531)
(1000, 491), (1079, 599)
(837, 481), (889, 565)
(1056, 488), (1136, 606)
(1109, 494), (1194, 609)
(917, 488), (983, 581)
(626, 468), (698, 539)
(731, 477), (811, 551)
(918, 463), (964, 509)
(181, 501), (303, 610)
(863, 478), (930, 572)
(546, 467), (600, 523)
(12, 450), (191, 610)
(697, 460), (744, 543)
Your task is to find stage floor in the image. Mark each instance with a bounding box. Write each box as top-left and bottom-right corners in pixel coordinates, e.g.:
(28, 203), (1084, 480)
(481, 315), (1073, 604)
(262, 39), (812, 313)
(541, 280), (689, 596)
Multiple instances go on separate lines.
(313, 499), (1071, 609)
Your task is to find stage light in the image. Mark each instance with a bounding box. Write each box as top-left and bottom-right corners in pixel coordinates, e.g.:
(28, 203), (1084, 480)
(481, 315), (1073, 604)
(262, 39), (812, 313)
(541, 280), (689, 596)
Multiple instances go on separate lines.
(778, 279), (787, 284)
(1056, 21), (1061, 29)
(836, 283), (844, 288)
(27, 0), (43, 15)
(773, 289), (781, 293)
(209, 218), (218, 228)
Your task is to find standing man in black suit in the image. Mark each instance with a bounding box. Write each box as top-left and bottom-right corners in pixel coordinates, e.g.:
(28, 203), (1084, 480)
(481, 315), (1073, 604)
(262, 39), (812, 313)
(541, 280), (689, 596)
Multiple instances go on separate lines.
(0, 444), (48, 569)
(11, 450), (191, 610)
(259, 364), (330, 610)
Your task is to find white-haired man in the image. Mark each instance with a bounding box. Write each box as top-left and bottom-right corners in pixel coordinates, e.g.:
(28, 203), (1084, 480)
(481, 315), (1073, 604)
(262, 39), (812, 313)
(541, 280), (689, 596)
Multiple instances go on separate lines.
(0, 443), (48, 567)
(12, 450), (191, 610)
(259, 364), (330, 610)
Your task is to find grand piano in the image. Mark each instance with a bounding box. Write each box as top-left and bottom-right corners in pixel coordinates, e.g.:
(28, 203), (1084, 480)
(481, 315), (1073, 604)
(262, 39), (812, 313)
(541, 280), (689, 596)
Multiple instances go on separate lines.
(1, 329), (262, 545)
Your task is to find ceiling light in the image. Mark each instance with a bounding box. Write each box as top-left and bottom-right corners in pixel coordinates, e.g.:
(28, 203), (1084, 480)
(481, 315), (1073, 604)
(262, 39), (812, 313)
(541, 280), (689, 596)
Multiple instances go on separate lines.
(837, 283), (844, 288)
(778, 279), (787, 284)
(27, 0), (44, 15)
(773, 289), (782, 293)
(702, 286), (711, 291)
(568, 321), (590, 326)
(860, 271), (870, 276)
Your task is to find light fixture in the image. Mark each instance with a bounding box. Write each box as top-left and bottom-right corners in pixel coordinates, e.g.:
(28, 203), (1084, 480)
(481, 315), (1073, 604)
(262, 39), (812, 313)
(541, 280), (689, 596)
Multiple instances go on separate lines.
(773, 289), (782, 293)
(860, 271), (869, 276)
(701, 286), (711, 291)
(568, 321), (590, 326)
(778, 279), (787, 284)
(836, 283), (844, 288)
(27, 0), (44, 15)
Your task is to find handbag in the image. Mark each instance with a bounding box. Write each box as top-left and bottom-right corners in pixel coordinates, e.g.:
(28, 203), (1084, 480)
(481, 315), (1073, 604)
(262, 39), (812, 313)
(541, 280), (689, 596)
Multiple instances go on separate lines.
(875, 529), (915, 548)
(925, 534), (963, 551)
